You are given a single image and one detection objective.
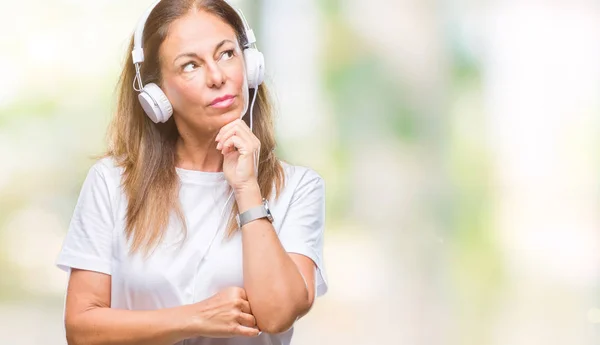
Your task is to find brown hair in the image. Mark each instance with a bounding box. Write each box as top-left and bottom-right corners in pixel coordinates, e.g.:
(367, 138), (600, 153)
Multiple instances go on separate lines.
(104, 0), (284, 255)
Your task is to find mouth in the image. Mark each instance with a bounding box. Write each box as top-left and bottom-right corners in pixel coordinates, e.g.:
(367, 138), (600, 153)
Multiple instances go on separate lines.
(209, 94), (236, 108)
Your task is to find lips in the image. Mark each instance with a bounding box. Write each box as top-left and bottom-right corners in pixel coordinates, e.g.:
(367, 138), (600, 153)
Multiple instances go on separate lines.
(210, 94), (235, 108)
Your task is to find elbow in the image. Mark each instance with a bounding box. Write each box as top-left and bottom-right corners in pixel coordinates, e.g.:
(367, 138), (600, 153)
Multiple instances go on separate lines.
(65, 314), (93, 345)
(253, 280), (314, 334)
(256, 300), (313, 334)
(65, 317), (85, 345)
(66, 333), (82, 345)
(65, 321), (81, 345)
(253, 304), (296, 334)
(257, 316), (296, 334)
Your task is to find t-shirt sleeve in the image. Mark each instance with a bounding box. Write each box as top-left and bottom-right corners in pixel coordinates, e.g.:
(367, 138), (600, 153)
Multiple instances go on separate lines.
(55, 164), (114, 275)
(278, 169), (328, 297)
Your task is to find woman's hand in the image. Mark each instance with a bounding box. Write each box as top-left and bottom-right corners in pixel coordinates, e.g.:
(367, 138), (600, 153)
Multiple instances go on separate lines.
(185, 286), (260, 338)
(215, 119), (260, 191)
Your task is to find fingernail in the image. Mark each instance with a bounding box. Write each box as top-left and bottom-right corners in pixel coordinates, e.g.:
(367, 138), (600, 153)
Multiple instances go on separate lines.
(216, 143), (221, 150)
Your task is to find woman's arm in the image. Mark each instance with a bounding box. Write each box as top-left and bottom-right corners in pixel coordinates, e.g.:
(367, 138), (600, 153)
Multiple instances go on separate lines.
(65, 269), (259, 345)
(235, 183), (318, 334)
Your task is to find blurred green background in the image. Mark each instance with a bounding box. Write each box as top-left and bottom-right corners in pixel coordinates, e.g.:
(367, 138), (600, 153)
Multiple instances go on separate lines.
(1, 0), (600, 344)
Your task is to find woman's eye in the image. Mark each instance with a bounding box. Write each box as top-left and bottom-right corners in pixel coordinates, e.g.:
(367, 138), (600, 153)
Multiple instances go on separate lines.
(221, 50), (235, 61)
(182, 62), (197, 73)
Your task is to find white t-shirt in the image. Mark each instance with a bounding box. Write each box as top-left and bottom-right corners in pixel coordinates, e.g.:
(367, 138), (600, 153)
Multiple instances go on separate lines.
(55, 157), (328, 345)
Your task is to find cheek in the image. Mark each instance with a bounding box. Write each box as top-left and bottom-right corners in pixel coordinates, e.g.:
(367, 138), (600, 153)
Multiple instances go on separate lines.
(232, 66), (246, 92)
(223, 58), (247, 94)
(163, 77), (204, 110)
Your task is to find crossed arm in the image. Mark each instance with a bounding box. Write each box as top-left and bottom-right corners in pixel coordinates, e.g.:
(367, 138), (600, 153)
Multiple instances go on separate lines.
(64, 182), (317, 345)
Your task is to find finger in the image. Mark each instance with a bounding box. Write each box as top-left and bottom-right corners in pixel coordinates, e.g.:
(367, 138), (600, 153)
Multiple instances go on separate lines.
(216, 119), (245, 142)
(220, 136), (237, 155)
(221, 136), (235, 155)
(240, 300), (252, 314)
(216, 120), (255, 150)
(233, 118), (253, 136)
(221, 135), (251, 156)
(238, 312), (257, 328)
(215, 119), (239, 141)
(230, 128), (258, 155)
(236, 287), (247, 300)
(233, 120), (260, 148)
(216, 127), (238, 150)
(228, 286), (247, 299)
(225, 125), (260, 157)
(234, 324), (260, 337)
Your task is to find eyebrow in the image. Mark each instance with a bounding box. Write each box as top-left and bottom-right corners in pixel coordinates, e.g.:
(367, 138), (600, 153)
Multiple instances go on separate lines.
(173, 39), (235, 64)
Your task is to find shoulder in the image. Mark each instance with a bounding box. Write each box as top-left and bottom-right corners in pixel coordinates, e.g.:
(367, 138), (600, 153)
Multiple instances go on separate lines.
(279, 160), (324, 184)
(277, 160), (325, 201)
(90, 156), (124, 184)
(93, 156), (122, 174)
(80, 156), (124, 201)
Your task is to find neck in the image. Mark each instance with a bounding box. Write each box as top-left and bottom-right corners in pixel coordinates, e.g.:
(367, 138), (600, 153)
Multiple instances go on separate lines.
(175, 128), (223, 172)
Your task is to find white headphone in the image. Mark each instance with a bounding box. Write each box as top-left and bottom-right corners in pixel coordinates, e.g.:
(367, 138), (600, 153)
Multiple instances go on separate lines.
(131, 0), (265, 123)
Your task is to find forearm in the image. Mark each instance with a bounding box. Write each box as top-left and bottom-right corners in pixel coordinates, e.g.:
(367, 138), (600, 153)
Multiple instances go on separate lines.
(236, 184), (310, 333)
(66, 304), (194, 345)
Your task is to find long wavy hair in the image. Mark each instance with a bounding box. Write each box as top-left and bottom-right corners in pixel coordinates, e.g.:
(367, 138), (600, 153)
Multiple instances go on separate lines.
(104, 0), (284, 255)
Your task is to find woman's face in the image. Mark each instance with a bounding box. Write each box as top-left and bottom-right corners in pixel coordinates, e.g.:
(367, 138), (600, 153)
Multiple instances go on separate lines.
(159, 10), (247, 134)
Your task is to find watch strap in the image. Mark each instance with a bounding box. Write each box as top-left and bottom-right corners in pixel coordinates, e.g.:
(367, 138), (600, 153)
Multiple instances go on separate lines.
(237, 204), (268, 227)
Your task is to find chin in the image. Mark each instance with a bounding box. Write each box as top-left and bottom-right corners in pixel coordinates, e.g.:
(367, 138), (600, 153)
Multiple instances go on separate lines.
(216, 108), (242, 123)
(220, 101), (244, 118)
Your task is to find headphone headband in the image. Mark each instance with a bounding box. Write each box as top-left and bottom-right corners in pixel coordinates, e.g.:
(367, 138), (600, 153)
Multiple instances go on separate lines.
(132, 0), (160, 64)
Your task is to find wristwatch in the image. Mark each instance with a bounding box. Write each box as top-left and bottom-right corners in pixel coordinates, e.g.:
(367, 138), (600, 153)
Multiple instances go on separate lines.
(236, 198), (274, 228)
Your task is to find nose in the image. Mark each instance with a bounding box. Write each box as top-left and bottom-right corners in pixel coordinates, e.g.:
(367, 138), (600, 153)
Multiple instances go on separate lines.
(205, 61), (225, 88)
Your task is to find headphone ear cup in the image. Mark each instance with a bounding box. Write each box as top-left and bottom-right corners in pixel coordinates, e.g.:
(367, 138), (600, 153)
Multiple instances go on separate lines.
(138, 83), (173, 123)
(243, 48), (265, 89)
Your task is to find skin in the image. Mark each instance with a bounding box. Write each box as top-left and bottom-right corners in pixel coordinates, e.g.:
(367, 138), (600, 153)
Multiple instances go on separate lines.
(65, 9), (318, 345)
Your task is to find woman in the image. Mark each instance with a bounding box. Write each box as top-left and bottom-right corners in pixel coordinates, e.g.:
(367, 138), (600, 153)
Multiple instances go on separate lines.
(55, 1), (327, 344)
